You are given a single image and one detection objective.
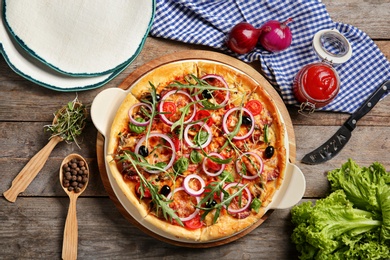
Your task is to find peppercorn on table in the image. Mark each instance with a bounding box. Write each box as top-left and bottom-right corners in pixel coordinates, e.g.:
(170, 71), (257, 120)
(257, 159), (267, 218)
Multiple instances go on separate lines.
(1, 1), (390, 259)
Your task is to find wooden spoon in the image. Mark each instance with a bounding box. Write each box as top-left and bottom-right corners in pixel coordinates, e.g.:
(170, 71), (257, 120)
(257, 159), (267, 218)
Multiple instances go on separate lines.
(60, 153), (89, 260)
(3, 102), (87, 202)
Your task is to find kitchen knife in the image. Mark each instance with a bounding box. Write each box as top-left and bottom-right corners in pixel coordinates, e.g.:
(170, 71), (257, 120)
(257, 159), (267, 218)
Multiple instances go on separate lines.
(301, 80), (390, 165)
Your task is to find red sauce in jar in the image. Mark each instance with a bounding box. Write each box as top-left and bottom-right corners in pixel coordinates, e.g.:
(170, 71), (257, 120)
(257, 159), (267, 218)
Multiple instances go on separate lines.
(293, 62), (339, 108)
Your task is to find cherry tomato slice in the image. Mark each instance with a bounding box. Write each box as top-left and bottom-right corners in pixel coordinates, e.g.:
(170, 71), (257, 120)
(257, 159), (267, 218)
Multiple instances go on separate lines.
(172, 136), (180, 151)
(206, 158), (222, 171)
(184, 214), (203, 230)
(162, 101), (177, 118)
(195, 110), (213, 126)
(245, 100), (263, 116)
(135, 182), (151, 199)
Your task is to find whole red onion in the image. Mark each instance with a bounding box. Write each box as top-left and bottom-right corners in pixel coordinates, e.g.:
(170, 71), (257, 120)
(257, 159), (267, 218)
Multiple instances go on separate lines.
(226, 22), (262, 54)
(258, 18), (293, 52)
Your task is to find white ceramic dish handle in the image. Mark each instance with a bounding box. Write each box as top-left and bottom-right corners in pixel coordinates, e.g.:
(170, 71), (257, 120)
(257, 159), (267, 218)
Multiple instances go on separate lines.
(91, 88), (128, 137)
(268, 162), (306, 209)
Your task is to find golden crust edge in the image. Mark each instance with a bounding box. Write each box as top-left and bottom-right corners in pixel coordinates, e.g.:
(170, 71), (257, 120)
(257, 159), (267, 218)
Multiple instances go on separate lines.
(106, 60), (288, 242)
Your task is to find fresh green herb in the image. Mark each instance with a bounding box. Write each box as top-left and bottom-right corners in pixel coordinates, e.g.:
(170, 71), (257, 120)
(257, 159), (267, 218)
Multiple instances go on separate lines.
(44, 96), (87, 149)
(169, 74), (230, 110)
(219, 104), (245, 156)
(153, 162), (167, 170)
(291, 159), (390, 259)
(173, 157), (189, 176)
(250, 197), (261, 213)
(140, 82), (159, 148)
(263, 124), (269, 144)
(129, 118), (146, 134)
(237, 154), (261, 178)
(206, 154), (232, 164)
(218, 170), (234, 182)
(194, 130), (209, 146)
(198, 176), (247, 224)
(190, 150), (202, 164)
(170, 100), (199, 139)
(169, 74), (233, 95)
(116, 151), (183, 226)
(240, 162), (247, 176)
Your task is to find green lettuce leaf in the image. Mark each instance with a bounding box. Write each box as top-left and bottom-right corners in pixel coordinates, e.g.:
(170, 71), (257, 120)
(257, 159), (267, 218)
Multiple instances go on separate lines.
(291, 159), (390, 259)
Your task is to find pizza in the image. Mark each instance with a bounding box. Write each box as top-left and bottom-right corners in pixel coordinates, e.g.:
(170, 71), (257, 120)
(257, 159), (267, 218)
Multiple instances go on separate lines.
(106, 61), (287, 242)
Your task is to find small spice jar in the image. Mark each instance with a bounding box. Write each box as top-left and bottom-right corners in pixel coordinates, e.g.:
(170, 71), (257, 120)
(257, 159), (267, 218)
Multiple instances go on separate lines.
(293, 29), (352, 112)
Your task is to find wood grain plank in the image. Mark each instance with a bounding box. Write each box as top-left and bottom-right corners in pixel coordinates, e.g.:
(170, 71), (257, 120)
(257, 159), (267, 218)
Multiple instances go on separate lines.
(1, 38), (389, 124)
(0, 197), (298, 259)
(323, 0), (390, 39)
(2, 123), (389, 199)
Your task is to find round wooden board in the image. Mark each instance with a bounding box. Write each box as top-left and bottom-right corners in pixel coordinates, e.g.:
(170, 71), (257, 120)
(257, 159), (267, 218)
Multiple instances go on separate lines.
(96, 50), (296, 248)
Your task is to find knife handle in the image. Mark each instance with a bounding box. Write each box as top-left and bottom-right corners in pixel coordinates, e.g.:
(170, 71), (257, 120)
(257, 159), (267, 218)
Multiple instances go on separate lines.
(345, 80), (390, 130)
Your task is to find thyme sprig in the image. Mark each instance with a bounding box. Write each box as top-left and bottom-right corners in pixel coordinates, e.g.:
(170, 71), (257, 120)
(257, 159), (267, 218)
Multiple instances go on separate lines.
(44, 96), (87, 149)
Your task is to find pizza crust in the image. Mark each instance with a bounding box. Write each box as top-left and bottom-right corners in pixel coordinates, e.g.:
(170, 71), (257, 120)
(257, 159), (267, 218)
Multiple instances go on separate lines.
(107, 60), (287, 242)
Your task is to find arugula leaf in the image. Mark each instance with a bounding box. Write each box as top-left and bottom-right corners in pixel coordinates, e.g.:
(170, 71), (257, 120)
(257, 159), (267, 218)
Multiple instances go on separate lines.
(190, 150), (202, 164)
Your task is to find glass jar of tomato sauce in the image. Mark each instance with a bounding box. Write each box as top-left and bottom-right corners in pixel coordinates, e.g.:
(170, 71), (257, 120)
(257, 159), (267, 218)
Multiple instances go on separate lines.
(293, 29), (352, 112)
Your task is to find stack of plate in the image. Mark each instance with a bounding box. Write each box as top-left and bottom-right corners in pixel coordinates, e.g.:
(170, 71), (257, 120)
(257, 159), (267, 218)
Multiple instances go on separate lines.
(0, 0), (155, 91)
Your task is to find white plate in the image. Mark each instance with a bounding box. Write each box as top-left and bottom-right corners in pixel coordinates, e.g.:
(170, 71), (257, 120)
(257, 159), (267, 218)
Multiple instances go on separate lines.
(2, 0), (154, 77)
(91, 60), (306, 243)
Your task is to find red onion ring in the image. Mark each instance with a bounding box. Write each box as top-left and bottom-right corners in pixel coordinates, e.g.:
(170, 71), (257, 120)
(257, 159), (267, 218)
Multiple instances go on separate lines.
(182, 174), (205, 196)
(128, 103), (152, 126)
(220, 183), (252, 214)
(222, 107), (255, 140)
(196, 74), (230, 107)
(184, 122), (212, 149)
(134, 133), (176, 174)
(235, 152), (264, 180)
(167, 187), (200, 222)
(158, 90), (196, 126)
(202, 152), (226, 177)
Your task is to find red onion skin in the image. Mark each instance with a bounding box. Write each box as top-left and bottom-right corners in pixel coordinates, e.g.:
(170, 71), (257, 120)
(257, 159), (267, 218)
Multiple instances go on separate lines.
(134, 133), (176, 174)
(226, 22), (262, 54)
(259, 18), (293, 52)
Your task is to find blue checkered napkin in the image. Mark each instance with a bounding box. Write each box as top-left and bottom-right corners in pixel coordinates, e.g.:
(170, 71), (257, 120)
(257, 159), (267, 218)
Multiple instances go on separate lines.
(150, 0), (390, 113)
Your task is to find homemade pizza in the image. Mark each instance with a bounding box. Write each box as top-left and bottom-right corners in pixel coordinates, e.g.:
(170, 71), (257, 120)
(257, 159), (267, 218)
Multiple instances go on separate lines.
(106, 61), (287, 242)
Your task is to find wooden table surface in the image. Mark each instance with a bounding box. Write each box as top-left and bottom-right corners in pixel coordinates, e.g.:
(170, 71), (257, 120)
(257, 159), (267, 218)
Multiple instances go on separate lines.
(1, 1), (389, 259)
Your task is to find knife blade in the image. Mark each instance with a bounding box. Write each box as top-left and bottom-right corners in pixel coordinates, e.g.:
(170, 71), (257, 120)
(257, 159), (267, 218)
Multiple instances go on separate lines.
(301, 80), (390, 165)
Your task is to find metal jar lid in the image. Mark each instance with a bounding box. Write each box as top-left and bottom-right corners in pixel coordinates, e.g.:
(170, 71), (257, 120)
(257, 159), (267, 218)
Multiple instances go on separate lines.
(312, 28), (352, 65)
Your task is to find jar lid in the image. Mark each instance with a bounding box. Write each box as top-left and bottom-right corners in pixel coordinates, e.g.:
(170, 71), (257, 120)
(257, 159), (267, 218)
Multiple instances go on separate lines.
(312, 28), (352, 65)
